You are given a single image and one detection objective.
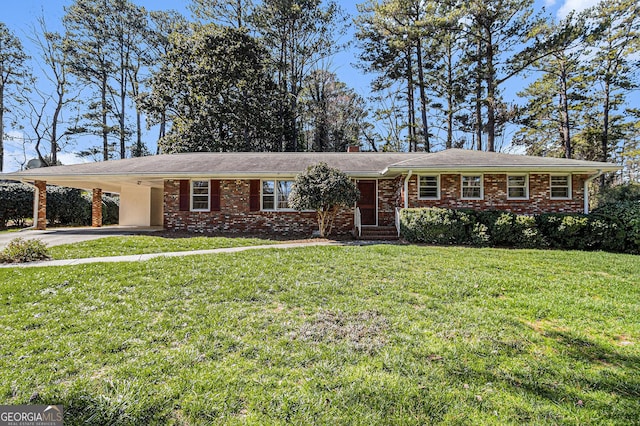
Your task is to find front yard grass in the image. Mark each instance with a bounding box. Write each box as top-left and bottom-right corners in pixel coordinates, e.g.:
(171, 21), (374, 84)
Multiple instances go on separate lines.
(0, 245), (638, 424)
(48, 235), (275, 259)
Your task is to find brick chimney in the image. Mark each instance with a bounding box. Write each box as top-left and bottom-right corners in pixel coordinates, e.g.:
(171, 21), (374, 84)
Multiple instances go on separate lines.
(347, 145), (360, 152)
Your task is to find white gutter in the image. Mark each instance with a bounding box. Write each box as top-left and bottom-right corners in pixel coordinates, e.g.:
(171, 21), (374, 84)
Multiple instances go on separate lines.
(584, 170), (604, 214)
(403, 170), (413, 208)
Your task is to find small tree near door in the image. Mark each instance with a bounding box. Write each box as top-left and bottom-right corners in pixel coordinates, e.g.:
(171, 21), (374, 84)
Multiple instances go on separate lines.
(289, 162), (359, 237)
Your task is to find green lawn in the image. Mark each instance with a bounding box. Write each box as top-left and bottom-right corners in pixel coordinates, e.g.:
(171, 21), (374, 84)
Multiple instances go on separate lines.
(48, 235), (275, 259)
(0, 228), (22, 234)
(0, 245), (638, 425)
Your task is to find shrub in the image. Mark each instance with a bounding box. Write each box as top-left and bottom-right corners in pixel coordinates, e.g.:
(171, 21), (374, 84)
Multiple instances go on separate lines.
(597, 182), (640, 206)
(400, 208), (471, 244)
(0, 183), (119, 228)
(47, 187), (91, 225)
(102, 195), (120, 225)
(289, 162), (359, 237)
(0, 183), (34, 228)
(590, 201), (640, 254)
(399, 205), (640, 253)
(469, 222), (491, 247)
(489, 212), (545, 248)
(537, 213), (589, 250)
(0, 237), (50, 263)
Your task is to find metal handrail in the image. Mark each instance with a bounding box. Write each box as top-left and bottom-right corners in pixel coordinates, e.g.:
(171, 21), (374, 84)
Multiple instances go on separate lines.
(395, 207), (401, 237)
(354, 207), (362, 237)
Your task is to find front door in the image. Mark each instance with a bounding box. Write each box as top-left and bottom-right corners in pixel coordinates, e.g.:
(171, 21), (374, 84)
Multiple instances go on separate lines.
(357, 180), (377, 226)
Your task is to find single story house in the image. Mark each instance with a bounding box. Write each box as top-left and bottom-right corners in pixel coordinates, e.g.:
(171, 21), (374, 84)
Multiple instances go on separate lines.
(3, 149), (620, 236)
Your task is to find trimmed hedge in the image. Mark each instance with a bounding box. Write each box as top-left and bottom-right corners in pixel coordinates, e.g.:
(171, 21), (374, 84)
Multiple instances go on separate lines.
(0, 183), (119, 228)
(400, 203), (640, 254)
(590, 201), (640, 254)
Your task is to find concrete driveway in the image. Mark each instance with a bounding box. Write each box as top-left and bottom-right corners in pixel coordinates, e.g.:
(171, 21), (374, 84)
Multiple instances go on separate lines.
(0, 226), (163, 249)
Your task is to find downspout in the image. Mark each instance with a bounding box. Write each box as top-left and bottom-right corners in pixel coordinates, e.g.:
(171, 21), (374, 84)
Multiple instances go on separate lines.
(403, 170), (413, 209)
(584, 170), (604, 214)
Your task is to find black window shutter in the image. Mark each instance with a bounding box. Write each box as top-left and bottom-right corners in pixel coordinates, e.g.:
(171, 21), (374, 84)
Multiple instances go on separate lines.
(210, 179), (221, 211)
(179, 180), (190, 211)
(249, 180), (260, 211)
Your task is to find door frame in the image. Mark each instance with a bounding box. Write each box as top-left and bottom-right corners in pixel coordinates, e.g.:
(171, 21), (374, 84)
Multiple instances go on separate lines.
(356, 179), (378, 227)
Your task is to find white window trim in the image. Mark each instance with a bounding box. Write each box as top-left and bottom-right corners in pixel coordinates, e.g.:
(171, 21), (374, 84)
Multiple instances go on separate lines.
(507, 174), (529, 200)
(418, 175), (440, 200)
(190, 180), (210, 212)
(261, 179), (296, 211)
(461, 174), (484, 200)
(550, 174), (572, 200)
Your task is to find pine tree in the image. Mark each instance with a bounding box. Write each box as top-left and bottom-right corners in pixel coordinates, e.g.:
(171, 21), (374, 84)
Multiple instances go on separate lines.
(143, 25), (284, 153)
(0, 22), (28, 172)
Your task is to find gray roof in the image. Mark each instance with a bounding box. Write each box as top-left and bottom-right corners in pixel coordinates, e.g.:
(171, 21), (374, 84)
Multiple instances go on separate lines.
(385, 149), (619, 171)
(5, 149), (620, 177)
(2, 149), (620, 192)
(5, 152), (418, 177)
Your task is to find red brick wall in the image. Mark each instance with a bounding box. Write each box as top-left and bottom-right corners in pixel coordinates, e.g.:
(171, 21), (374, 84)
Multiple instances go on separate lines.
(407, 173), (587, 214)
(163, 174), (588, 235)
(164, 179), (354, 235)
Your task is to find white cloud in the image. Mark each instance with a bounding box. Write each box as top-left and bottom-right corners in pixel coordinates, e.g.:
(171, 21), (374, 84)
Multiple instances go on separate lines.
(57, 153), (90, 166)
(2, 130), (89, 173)
(545, 0), (557, 7)
(557, 0), (601, 19)
(2, 131), (28, 173)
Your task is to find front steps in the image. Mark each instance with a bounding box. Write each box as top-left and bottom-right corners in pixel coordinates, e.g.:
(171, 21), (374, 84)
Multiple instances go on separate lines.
(356, 226), (399, 241)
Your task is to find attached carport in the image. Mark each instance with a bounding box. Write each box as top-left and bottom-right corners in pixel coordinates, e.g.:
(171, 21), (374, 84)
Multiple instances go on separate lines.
(6, 172), (164, 230)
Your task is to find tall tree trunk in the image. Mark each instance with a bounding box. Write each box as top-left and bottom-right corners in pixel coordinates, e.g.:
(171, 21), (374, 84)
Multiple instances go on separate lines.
(415, 38), (430, 152)
(446, 40), (454, 149)
(559, 63), (572, 159)
(157, 110), (166, 155)
(0, 86), (4, 172)
(406, 48), (416, 152)
(101, 72), (109, 161)
(485, 30), (496, 152)
(50, 90), (64, 165)
(475, 38), (483, 151)
(601, 79), (611, 188)
(119, 40), (128, 159)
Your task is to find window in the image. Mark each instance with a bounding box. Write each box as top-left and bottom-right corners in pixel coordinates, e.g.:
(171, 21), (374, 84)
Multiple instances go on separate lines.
(507, 175), (528, 199)
(419, 175), (440, 199)
(550, 175), (571, 199)
(262, 180), (294, 210)
(191, 180), (210, 211)
(461, 175), (483, 199)
(277, 181), (293, 209)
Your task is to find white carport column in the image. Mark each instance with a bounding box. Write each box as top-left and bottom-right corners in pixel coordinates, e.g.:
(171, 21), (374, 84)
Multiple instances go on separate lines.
(92, 188), (103, 227)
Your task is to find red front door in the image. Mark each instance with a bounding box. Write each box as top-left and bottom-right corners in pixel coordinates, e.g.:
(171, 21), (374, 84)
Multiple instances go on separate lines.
(357, 180), (377, 226)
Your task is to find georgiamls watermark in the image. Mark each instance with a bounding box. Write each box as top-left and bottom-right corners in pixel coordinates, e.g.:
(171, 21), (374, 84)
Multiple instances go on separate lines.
(0, 405), (63, 426)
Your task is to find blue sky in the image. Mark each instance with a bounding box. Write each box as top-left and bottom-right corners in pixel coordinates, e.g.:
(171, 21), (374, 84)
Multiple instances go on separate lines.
(1, 0), (601, 172)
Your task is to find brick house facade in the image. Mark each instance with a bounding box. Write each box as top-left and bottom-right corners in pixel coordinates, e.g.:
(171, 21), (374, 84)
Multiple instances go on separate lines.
(163, 172), (592, 235)
(5, 149), (620, 234)
(164, 179), (354, 235)
(403, 173), (588, 214)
